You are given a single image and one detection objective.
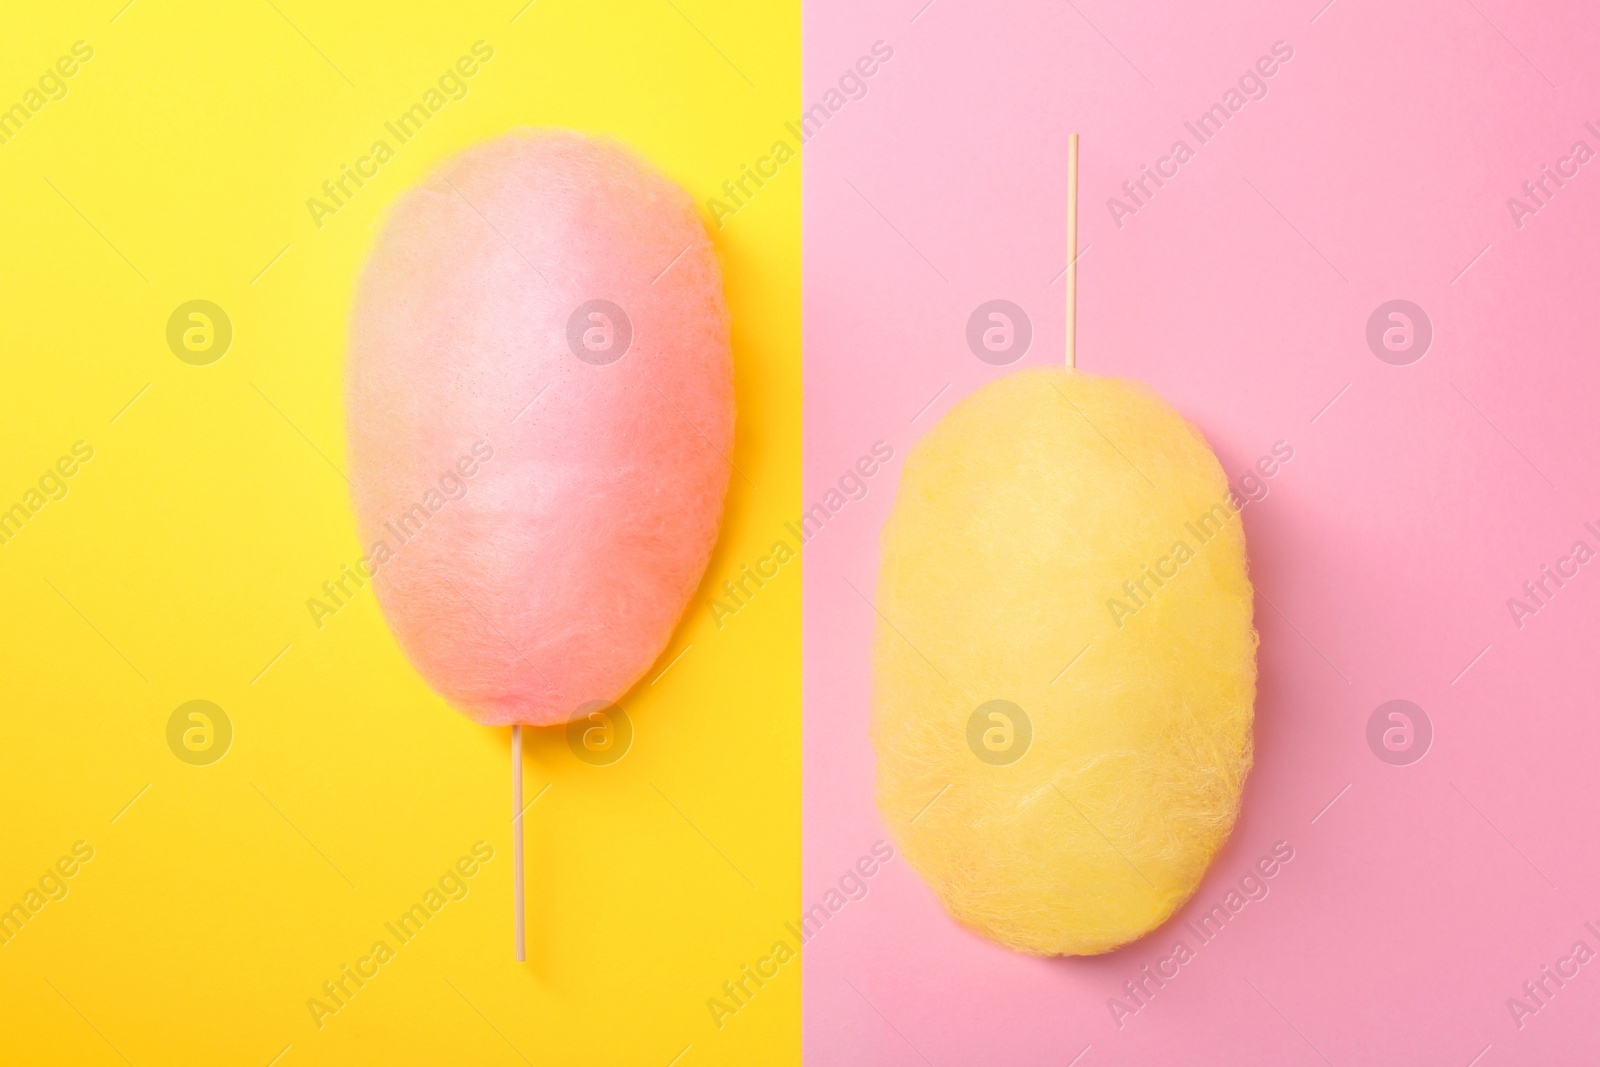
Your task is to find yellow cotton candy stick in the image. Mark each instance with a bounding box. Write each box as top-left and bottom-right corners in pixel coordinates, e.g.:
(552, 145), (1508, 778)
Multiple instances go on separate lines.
(871, 136), (1256, 956)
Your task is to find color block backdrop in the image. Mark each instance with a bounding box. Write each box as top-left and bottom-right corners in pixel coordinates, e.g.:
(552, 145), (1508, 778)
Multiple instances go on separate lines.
(0, 2), (798, 1065)
(803, 0), (1600, 1064)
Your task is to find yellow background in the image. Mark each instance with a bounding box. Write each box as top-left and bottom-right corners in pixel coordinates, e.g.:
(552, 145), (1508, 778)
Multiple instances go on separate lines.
(0, 2), (798, 1064)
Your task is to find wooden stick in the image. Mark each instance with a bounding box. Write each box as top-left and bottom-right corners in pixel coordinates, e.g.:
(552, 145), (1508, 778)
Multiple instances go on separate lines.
(512, 724), (525, 962)
(1066, 132), (1080, 371)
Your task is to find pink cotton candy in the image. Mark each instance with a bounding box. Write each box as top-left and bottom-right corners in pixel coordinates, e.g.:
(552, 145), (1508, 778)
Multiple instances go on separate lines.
(345, 129), (734, 726)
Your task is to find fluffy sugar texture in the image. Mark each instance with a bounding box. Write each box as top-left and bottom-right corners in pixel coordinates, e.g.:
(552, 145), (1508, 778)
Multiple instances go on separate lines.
(346, 129), (733, 726)
(873, 368), (1256, 955)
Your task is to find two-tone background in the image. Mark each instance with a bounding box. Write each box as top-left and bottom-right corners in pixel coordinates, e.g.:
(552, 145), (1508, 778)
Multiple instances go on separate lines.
(5, 0), (1600, 1064)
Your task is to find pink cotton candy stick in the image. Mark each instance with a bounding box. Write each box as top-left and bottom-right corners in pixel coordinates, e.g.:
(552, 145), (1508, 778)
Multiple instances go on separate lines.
(345, 129), (735, 961)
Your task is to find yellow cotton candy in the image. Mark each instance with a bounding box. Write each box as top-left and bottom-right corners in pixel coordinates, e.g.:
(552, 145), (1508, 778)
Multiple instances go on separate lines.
(872, 367), (1256, 956)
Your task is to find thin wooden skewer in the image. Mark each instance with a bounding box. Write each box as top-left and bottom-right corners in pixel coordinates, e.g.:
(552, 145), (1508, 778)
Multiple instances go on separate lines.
(1066, 132), (1079, 371)
(512, 724), (525, 961)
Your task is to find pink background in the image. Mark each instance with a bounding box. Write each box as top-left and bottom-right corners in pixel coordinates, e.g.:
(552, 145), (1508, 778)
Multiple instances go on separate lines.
(803, 1), (1600, 1064)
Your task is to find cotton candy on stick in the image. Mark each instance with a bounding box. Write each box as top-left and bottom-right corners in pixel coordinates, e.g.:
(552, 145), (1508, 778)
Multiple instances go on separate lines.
(346, 130), (734, 959)
(872, 136), (1256, 956)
